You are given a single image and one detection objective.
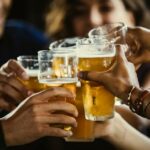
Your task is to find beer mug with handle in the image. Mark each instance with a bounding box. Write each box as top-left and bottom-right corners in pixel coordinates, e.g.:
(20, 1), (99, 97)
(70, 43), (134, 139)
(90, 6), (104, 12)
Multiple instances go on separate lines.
(77, 38), (116, 121)
(17, 55), (46, 92)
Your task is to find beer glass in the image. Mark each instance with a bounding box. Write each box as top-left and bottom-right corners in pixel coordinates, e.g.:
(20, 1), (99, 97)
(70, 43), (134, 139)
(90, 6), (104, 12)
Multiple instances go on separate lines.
(17, 55), (46, 92)
(39, 48), (94, 142)
(88, 22), (127, 44)
(38, 49), (78, 84)
(77, 38), (116, 121)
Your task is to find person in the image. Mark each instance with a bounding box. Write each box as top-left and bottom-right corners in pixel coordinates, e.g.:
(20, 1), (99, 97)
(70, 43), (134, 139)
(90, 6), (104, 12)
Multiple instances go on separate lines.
(78, 45), (150, 150)
(0, 61), (78, 149)
(46, 0), (150, 39)
(46, 0), (150, 88)
(0, 0), (50, 115)
(0, 0), (49, 66)
(77, 26), (150, 149)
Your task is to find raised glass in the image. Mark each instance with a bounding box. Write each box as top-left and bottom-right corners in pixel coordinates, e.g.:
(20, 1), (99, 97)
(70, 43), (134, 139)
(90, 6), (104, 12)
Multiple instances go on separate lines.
(77, 38), (116, 121)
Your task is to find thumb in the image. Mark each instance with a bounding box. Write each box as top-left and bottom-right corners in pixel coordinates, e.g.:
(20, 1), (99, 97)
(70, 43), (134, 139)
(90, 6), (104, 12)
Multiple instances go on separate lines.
(78, 71), (106, 83)
(2, 60), (29, 80)
(115, 44), (128, 64)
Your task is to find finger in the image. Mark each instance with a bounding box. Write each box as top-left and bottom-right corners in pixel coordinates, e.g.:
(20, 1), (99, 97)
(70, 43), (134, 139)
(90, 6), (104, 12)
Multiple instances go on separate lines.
(26, 87), (74, 105)
(78, 71), (105, 83)
(1, 59), (29, 80)
(128, 54), (142, 65)
(43, 126), (73, 137)
(0, 96), (16, 111)
(115, 44), (128, 63)
(30, 101), (78, 117)
(34, 114), (77, 128)
(0, 74), (28, 97)
(0, 82), (24, 103)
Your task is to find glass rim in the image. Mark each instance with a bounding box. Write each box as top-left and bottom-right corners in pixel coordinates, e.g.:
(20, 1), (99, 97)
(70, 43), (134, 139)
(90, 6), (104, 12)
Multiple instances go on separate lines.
(76, 37), (112, 46)
(17, 55), (38, 61)
(88, 22), (127, 37)
(49, 37), (81, 50)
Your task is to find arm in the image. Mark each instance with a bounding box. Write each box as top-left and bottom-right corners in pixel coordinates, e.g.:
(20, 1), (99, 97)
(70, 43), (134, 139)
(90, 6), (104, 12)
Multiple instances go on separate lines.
(0, 59), (30, 111)
(0, 87), (78, 147)
(78, 45), (150, 118)
(95, 113), (150, 150)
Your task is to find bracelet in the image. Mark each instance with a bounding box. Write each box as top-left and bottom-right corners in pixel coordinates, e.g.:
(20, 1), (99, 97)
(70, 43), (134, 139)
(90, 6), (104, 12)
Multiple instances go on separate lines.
(127, 86), (136, 112)
(143, 92), (150, 118)
(127, 86), (150, 116)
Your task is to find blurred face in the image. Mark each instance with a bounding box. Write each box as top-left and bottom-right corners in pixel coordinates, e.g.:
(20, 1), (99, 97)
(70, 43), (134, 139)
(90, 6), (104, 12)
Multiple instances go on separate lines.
(72, 0), (135, 37)
(0, 0), (11, 37)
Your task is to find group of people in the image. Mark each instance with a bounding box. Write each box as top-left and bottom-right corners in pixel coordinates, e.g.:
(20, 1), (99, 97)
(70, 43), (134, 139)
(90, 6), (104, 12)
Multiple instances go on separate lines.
(0, 0), (150, 150)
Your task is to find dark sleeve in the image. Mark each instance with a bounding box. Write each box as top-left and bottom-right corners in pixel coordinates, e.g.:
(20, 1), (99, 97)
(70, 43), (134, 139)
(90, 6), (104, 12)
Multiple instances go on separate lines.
(0, 122), (7, 149)
(137, 63), (150, 86)
(6, 20), (50, 51)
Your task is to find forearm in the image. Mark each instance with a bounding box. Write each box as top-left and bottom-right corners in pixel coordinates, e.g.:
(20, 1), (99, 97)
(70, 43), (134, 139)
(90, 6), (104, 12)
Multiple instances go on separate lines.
(107, 115), (150, 150)
(0, 120), (7, 148)
(125, 87), (150, 118)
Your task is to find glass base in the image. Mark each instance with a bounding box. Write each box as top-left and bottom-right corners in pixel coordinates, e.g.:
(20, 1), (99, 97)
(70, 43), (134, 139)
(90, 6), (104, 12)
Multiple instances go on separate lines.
(85, 113), (114, 121)
(39, 78), (78, 84)
(65, 137), (94, 142)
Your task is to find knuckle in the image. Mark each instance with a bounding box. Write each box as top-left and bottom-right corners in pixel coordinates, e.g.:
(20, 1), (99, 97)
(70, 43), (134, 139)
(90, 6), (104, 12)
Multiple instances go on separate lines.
(7, 59), (15, 67)
(32, 115), (40, 124)
(1, 83), (8, 91)
(36, 125), (44, 135)
(50, 128), (62, 136)
(31, 105), (38, 114)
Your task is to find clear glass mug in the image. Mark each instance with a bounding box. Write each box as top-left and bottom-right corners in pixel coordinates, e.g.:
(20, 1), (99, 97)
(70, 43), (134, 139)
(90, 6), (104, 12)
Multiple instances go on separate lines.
(88, 22), (127, 105)
(17, 55), (47, 92)
(88, 22), (127, 45)
(49, 41), (95, 142)
(77, 38), (116, 121)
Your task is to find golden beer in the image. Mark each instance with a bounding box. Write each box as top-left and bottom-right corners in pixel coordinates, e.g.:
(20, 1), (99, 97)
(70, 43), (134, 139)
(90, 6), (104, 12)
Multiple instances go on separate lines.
(78, 52), (116, 121)
(65, 85), (94, 142)
(21, 70), (47, 92)
(38, 50), (94, 141)
(45, 82), (94, 142)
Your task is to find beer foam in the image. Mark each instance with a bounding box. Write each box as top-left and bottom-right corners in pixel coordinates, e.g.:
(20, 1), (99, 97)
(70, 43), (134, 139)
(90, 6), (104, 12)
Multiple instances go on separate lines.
(26, 69), (39, 77)
(77, 49), (115, 58)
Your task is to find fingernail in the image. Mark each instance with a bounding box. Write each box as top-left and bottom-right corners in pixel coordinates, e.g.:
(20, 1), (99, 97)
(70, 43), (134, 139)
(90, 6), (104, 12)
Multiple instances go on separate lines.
(77, 72), (83, 78)
(74, 122), (78, 127)
(22, 72), (29, 80)
(28, 90), (34, 96)
(66, 131), (73, 137)
(75, 111), (78, 117)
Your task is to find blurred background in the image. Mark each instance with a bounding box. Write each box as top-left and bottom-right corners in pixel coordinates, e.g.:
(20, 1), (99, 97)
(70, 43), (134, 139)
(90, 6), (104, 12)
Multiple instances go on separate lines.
(8, 0), (150, 32)
(8, 0), (52, 31)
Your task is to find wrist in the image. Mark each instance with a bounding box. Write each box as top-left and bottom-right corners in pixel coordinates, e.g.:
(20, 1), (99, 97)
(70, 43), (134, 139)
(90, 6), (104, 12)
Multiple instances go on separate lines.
(127, 86), (150, 118)
(1, 119), (14, 146)
(105, 114), (127, 147)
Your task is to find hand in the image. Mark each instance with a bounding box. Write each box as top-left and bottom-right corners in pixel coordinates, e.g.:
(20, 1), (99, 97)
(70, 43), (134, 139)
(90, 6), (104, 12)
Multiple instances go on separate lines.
(78, 45), (139, 102)
(0, 59), (29, 111)
(94, 112), (125, 139)
(126, 27), (150, 65)
(1, 87), (78, 146)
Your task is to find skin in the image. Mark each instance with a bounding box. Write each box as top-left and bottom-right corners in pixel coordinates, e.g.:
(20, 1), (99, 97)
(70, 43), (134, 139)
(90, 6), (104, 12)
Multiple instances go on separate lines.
(78, 38), (150, 149)
(0, 0), (12, 37)
(94, 112), (150, 150)
(0, 60), (30, 111)
(126, 27), (150, 65)
(78, 45), (138, 102)
(1, 87), (78, 146)
(72, 0), (135, 37)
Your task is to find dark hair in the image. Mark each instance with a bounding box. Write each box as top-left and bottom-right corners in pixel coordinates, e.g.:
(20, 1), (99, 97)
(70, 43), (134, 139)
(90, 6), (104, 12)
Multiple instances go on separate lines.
(46, 0), (150, 39)
(122, 0), (150, 27)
